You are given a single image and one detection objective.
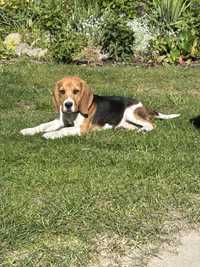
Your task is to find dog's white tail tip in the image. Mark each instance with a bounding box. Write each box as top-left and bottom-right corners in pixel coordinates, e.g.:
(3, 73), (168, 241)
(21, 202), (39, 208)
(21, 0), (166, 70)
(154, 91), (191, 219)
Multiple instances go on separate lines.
(155, 113), (180, 120)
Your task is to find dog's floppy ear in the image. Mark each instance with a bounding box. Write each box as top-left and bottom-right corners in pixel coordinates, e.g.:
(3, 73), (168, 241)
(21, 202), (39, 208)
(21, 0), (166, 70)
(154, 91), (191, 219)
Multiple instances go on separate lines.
(79, 80), (94, 115)
(52, 81), (60, 113)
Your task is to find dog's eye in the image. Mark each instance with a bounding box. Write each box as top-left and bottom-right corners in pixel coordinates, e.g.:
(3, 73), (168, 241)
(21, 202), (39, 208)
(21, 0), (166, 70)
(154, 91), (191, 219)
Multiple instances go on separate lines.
(59, 89), (65, 95)
(73, 89), (79, 94)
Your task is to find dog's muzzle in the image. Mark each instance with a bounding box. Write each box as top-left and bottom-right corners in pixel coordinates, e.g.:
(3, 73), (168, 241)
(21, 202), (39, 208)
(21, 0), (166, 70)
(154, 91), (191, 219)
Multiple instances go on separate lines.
(63, 99), (75, 113)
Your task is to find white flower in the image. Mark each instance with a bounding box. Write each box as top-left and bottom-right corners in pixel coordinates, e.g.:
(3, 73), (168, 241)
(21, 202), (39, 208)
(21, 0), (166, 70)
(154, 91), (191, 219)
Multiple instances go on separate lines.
(127, 16), (158, 53)
(77, 15), (103, 43)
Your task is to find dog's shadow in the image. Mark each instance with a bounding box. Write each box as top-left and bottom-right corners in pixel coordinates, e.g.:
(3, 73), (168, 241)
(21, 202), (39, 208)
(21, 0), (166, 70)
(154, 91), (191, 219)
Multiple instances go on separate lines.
(190, 115), (200, 129)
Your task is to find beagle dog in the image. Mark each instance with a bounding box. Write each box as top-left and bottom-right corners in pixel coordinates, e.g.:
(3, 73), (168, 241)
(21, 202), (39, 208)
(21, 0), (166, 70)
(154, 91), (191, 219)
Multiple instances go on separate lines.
(20, 76), (180, 139)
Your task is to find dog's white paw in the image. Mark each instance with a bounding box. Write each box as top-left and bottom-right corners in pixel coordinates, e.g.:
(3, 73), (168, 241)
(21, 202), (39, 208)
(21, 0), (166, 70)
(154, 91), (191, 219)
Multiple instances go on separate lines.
(42, 132), (61, 139)
(20, 128), (36, 136)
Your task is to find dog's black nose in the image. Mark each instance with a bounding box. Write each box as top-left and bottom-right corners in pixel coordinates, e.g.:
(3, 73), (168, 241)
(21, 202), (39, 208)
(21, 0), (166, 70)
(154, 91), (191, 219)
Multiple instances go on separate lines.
(65, 102), (73, 109)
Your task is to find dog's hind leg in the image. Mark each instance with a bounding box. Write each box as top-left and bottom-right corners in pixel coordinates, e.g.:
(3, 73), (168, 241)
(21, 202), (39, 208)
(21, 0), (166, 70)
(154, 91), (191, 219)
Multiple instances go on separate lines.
(124, 105), (155, 133)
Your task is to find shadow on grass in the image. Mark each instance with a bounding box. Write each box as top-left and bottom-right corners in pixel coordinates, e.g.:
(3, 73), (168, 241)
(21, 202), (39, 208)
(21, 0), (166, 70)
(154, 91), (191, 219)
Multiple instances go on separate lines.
(190, 115), (200, 129)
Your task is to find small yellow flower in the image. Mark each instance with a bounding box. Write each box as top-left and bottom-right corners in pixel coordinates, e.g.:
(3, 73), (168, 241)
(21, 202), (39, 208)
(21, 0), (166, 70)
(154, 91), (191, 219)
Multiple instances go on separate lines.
(191, 39), (198, 56)
(4, 33), (22, 51)
(0, 0), (5, 6)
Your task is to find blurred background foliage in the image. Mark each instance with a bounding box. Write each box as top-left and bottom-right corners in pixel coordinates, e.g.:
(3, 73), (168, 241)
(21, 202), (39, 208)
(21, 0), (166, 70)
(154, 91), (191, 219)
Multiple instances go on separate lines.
(0, 0), (199, 64)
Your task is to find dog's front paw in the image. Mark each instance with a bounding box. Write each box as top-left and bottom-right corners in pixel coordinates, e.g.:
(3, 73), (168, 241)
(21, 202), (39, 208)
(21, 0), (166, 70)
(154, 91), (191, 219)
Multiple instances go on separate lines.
(20, 128), (36, 136)
(43, 132), (61, 140)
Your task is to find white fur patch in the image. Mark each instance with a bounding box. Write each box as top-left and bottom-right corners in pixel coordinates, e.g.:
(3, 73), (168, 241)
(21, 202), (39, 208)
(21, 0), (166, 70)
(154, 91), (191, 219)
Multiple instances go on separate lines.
(20, 106), (64, 136)
(103, 123), (113, 129)
(116, 102), (143, 128)
(20, 119), (64, 136)
(155, 112), (180, 120)
(43, 127), (79, 139)
(74, 113), (85, 128)
(43, 113), (85, 139)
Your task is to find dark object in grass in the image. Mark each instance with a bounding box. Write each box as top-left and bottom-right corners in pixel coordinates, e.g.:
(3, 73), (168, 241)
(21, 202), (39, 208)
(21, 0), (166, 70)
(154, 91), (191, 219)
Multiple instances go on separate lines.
(190, 115), (200, 129)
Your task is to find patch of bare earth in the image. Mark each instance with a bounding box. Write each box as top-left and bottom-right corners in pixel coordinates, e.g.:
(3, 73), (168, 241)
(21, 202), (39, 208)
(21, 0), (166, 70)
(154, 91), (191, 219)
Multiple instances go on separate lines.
(88, 233), (151, 267)
(147, 230), (200, 267)
(88, 211), (200, 267)
(88, 227), (200, 267)
(190, 89), (200, 98)
(4, 211), (200, 267)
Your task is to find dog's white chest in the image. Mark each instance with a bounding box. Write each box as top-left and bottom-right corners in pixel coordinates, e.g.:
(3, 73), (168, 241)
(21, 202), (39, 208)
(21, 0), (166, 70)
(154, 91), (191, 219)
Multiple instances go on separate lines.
(74, 113), (85, 128)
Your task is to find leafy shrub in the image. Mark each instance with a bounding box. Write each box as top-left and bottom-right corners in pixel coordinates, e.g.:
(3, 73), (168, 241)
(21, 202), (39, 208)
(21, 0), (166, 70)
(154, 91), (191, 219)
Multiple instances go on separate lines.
(150, 29), (199, 64)
(50, 27), (87, 63)
(101, 12), (135, 61)
(152, 0), (191, 27)
(0, 0), (88, 62)
(0, 0), (199, 64)
(190, 0), (200, 38)
(148, 0), (200, 64)
(98, 0), (151, 18)
(0, 0), (38, 37)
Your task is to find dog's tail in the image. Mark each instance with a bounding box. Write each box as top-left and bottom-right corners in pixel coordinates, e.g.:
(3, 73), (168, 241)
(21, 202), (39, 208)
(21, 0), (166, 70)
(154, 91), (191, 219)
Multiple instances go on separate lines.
(153, 111), (180, 120)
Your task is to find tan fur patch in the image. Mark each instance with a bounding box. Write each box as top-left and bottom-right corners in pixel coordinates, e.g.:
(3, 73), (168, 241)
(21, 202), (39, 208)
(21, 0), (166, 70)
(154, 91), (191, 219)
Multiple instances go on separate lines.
(52, 76), (93, 114)
(80, 102), (99, 134)
(134, 107), (153, 121)
(134, 107), (155, 129)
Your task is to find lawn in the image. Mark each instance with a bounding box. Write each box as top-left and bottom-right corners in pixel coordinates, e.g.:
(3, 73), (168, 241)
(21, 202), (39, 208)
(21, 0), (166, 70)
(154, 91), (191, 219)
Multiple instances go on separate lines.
(1, 61), (200, 266)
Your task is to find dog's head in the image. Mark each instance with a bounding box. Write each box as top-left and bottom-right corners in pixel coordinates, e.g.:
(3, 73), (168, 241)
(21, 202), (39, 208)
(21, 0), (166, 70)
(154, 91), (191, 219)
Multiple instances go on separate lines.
(52, 76), (94, 115)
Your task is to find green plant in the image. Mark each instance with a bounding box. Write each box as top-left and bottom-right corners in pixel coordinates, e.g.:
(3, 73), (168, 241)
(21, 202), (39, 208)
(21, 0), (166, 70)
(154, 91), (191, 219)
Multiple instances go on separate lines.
(152, 0), (191, 27)
(98, 0), (151, 18)
(0, 0), (89, 62)
(71, 5), (102, 47)
(190, 0), (200, 38)
(50, 28), (87, 63)
(150, 29), (199, 64)
(148, 0), (200, 64)
(178, 30), (199, 57)
(0, 0), (39, 37)
(0, 0), (199, 64)
(101, 12), (135, 61)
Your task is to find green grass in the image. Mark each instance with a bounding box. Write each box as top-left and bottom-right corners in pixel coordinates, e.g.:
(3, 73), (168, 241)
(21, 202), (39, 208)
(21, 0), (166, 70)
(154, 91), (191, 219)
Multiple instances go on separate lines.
(1, 61), (200, 266)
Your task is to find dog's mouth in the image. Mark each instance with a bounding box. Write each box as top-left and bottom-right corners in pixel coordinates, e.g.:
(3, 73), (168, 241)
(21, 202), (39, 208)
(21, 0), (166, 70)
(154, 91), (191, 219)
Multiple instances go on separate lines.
(64, 109), (72, 113)
(63, 108), (79, 114)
